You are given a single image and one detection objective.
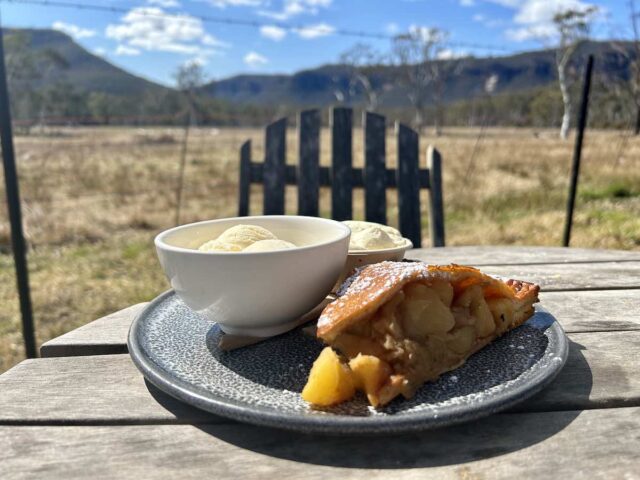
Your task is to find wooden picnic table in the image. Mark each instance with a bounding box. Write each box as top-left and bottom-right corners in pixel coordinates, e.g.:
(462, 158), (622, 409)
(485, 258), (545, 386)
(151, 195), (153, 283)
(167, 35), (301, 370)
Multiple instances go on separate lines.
(2, 246), (640, 479)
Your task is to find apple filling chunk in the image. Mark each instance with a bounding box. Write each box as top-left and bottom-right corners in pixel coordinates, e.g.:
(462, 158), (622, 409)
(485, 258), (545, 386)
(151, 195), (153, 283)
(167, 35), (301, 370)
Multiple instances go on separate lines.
(401, 283), (455, 337)
(304, 278), (527, 408)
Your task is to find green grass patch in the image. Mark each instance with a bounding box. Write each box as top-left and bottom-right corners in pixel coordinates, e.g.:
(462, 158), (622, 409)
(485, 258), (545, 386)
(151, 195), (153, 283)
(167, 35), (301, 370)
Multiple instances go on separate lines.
(481, 189), (565, 213)
(121, 240), (149, 260)
(580, 182), (639, 201)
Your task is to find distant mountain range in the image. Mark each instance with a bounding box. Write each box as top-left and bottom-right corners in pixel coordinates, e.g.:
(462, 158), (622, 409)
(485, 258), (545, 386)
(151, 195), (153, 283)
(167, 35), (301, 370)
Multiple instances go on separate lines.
(203, 41), (634, 108)
(3, 27), (636, 109)
(4, 28), (169, 97)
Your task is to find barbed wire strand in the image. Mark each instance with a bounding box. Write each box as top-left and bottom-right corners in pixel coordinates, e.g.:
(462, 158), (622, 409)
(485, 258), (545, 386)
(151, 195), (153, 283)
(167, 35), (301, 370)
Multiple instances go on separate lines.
(1, 0), (512, 52)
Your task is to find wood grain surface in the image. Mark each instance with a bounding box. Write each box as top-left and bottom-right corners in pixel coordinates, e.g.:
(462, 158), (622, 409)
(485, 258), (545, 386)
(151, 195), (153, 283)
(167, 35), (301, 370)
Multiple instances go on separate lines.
(40, 303), (146, 358)
(2, 407), (639, 479)
(4, 329), (640, 424)
(5, 247), (639, 479)
(39, 289), (640, 359)
(408, 246), (640, 265)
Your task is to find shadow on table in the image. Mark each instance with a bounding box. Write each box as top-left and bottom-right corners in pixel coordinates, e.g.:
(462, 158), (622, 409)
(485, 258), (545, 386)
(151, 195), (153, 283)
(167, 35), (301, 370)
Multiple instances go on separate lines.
(146, 339), (593, 469)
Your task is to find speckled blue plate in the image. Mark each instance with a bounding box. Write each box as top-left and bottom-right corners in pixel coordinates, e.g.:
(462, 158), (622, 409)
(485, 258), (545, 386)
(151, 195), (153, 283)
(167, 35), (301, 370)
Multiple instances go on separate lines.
(128, 290), (568, 434)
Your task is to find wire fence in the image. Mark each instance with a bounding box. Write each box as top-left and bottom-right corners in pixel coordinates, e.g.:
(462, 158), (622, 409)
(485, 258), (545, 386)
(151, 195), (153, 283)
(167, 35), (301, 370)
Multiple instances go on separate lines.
(2, 0), (513, 52)
(3, 107), (640, 253)
(2, 111), (640, 373)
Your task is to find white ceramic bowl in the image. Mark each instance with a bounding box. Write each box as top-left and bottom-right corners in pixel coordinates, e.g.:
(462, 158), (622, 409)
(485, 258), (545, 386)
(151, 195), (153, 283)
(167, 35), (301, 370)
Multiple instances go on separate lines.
(155, 216), (350, 337)
(335, 238), (414, 289)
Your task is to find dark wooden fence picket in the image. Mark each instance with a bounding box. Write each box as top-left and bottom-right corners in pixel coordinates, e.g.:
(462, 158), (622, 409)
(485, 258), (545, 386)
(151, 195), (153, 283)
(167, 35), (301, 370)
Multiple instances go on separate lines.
(263, 118), (286, 214)
(297, 110), (320, 217)
(396, 123), (421, 247)
(238, 140), (251, 216)
(427, 146), (445, 247)
(237, 107), (445, 246)
(331, 107), (353, 221)
(364, 112), (387, 225)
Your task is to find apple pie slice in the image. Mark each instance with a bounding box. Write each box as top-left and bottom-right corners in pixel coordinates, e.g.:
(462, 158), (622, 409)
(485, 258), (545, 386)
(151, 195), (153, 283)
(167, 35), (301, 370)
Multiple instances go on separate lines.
(302, 261), (539, 407)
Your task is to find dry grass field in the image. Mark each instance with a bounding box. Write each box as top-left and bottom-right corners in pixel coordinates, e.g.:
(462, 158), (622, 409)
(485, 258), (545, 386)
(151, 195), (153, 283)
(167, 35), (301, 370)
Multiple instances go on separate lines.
(1, 125), (639, 372)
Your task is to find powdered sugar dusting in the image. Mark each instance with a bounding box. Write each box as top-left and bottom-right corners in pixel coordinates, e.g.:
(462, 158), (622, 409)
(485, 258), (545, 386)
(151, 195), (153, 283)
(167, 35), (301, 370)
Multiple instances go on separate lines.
(132, 291), (568, 434)
(317, 261), (461, 333)
(318, 261), (430, 331)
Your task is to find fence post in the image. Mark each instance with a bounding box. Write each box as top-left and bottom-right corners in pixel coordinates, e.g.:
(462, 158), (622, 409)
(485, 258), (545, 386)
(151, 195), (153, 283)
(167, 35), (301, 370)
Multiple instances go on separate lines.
(563, 55), (594, 247)
(238, 140), (251, 216)
(427, 146), (445, 247)
(0, 28), (37, 358)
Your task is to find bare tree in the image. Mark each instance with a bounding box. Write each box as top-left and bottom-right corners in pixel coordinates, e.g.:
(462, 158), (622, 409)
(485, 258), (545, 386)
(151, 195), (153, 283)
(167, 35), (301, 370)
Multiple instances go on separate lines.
(630, 0), (640, 134)
(391, 27), (459, 134)
(612, 0), (640, 134)
(173, 60), (206, 225)
(339, 43), (382, 111)
(5, 32), (68, 133)
(553, 7), (597, 139)
(431, 52), (465, 136)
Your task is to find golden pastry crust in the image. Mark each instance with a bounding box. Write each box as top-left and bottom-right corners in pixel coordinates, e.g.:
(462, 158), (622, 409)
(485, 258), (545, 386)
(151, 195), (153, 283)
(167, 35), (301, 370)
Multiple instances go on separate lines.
(317, 262), (539, 342)
(304, 261), (541, 408)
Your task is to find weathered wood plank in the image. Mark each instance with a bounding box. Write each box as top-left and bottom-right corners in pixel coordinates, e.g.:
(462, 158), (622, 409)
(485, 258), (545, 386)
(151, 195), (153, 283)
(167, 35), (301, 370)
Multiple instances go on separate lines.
(257, 165), (432, 189)
(40, 303), (147, 358)
(2, 407), (639, 479)
(408, 246), (640, 266)
(396, 122), (421, 248)
(363, 111), (387, 224)
(518, 330), (640, 411)
(540, 290), (640, 332)
(35, 289), (640, 359)
(3, 330), (639, 423)
(237, 140), (251, 216)
(479, 262), (640, 291)
(0, 354), (215, 424)
(330, 107), (353, 221)
(297, 109), (320, 217)
(427, 146), (445, 247)
(303, 167), (428, 189)
(263, 118), (286, 214)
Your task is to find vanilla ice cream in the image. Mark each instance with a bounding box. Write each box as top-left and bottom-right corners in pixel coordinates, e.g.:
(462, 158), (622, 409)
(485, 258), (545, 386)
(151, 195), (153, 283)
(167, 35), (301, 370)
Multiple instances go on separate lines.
(343, 220), (407, 251)
(243, 239), (296, 252)
(217, 224), (276, 250)
(198, 239), (243, 252)
(198, 224), (297, 252)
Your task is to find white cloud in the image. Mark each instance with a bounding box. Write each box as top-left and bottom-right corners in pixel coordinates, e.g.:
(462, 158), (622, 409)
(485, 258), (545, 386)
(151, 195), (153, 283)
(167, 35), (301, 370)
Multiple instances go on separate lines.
(147, 0), (180, 7)
(260, 25), (287, 41)
(207, 0), (265, 7)
(244, 51), (268, 67)
(385, 22), (399, 34)
(202, 34), (227, 47)
(473, 12), (505, 28)
(93, 47), (106, 56)
(115, 45), (141, 56)
(259, 0), (332, 21)
(296, 22), (335, 39)
(460, 0), (475, 6)
(106, 7), (229, 57)
(485, 0), (522, 7)
(408, 25), (445, 42)
(486, 0), (600, 42)
(52, 21), (96, 39)
(437, 49), (467, 59)
(186, 56), (207, 67)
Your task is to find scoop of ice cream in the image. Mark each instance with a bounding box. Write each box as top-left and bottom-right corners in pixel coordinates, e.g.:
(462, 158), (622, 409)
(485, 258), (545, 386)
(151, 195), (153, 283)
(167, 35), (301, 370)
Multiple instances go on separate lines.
(343, 220), (405, 250)
(216, 224), (277, 250)
(198, 239), (243, 252)
(197, 224), (295, 252)
(243, 239), (297, 252)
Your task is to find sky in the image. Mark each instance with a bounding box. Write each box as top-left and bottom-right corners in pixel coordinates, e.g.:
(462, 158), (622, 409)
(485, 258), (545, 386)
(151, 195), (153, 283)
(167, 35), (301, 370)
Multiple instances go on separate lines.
(0, 0), (632, 86)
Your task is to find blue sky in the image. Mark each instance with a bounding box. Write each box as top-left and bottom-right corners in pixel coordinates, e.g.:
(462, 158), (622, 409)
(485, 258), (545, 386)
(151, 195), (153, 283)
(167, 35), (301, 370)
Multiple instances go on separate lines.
(0, 0), (631, 86)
